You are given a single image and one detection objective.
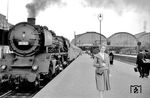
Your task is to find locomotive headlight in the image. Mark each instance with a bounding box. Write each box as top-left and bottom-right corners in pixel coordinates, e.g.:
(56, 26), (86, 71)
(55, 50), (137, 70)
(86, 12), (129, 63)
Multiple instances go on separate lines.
(32, 65), (39, 71)
(1, 65), (7, 70)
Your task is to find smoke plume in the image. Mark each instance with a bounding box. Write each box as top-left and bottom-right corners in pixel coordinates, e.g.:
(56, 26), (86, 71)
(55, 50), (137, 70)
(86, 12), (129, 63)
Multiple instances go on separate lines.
(26, 0), (64, 18)
(84, 0), (150, 15)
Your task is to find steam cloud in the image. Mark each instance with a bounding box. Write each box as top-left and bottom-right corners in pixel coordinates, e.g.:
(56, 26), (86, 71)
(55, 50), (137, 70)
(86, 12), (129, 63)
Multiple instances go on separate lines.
(26, 0), (150, 17)
(84, 0), (150, 15)
(26, 0), (64, 18)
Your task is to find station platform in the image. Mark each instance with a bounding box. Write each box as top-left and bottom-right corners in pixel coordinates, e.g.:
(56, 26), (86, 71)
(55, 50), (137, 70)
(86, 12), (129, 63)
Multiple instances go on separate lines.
(33, 54), (150, 98)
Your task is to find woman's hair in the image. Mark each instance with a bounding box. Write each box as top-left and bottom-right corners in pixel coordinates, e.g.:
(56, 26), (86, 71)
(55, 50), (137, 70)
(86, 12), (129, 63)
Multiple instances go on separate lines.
(99, 43), (107, 49)
(99, 43), (108, 53)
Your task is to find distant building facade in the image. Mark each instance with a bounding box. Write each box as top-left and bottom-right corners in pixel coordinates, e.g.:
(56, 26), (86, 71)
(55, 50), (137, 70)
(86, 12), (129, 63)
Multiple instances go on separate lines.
(71, 31), (150, 54)
(0, 13), (12, 30)
(71, 31), (107, 47)
(0, 13), (13, 58)
(71, 31), (107, 54)
(137, 33), (150, 50)
(108, 32), (138, 47)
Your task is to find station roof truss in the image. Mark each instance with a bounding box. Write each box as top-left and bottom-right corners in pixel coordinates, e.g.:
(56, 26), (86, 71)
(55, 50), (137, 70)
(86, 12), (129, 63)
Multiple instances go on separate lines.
(71, 31), (107, 46)
(138, 33), (150, 47)
(108, 32), (138, 47)
(135, 32), (147, 39)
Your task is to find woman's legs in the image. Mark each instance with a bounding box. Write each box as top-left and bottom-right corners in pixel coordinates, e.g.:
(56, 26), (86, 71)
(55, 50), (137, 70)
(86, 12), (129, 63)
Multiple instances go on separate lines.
(99, 91), (103, 98)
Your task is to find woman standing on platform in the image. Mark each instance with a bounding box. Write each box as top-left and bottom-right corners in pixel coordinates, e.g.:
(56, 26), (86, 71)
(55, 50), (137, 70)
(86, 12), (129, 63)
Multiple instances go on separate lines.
(93, 44), (111, 98)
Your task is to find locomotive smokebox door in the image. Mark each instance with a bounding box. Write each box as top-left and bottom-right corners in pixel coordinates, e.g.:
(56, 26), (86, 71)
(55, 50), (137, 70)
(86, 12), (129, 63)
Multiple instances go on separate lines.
(8, 22), (43, 56)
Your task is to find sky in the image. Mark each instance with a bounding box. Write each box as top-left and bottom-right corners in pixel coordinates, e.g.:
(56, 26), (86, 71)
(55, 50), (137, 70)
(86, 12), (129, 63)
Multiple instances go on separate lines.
(0, 0), (150, 41)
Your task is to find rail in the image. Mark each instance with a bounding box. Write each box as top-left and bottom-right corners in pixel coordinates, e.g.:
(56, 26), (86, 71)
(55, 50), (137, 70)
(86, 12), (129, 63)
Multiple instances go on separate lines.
(114, 54), (136, 64)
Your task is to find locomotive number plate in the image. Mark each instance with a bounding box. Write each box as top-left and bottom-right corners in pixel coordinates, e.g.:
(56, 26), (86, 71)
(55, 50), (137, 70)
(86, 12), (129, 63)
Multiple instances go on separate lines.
(18, 42), (29, 45)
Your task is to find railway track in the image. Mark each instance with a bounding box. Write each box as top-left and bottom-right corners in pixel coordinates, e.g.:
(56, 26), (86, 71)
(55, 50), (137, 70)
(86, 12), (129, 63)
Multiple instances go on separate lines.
(0, 90), (38, 98)
(0, 90), (13, 98)
(114, 54), (136, 65)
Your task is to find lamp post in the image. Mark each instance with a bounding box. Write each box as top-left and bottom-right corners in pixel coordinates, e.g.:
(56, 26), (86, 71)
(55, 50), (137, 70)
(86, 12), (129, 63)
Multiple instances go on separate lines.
(74, 31), (76, 46)
(98, 13), (103, 45)
(137, 42), (141, 53)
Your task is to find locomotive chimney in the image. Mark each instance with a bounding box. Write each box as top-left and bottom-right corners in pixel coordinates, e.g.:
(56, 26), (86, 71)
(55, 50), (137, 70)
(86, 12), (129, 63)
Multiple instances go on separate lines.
(27, 18), (35, 25)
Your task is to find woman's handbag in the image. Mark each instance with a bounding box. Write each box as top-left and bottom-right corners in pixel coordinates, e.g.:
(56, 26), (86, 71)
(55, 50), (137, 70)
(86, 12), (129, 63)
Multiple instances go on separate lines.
(134, 67), (138, 72)
(96, 68), (104, 75)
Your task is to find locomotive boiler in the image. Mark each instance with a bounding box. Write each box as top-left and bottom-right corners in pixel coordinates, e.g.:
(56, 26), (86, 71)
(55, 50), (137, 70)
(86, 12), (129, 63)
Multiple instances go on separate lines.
(0, 18), (71, 89)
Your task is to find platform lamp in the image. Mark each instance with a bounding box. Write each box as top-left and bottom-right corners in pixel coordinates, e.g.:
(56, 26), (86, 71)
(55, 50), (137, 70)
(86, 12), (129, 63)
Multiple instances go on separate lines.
(137, 42), (141, 53)
(98, 13), (103, 45)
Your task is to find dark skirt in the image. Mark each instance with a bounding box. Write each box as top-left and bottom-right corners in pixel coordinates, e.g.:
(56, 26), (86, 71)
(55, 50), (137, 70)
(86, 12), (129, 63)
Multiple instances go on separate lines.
(95, 69), (111, 91)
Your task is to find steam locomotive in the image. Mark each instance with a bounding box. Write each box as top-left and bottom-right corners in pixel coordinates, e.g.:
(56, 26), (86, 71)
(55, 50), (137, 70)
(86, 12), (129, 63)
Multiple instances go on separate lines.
(0, 18), (82, 90)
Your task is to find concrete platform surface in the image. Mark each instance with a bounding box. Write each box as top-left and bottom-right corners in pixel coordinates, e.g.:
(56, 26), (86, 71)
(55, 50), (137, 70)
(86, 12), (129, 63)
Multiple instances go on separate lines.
(33, 54), (150, 98)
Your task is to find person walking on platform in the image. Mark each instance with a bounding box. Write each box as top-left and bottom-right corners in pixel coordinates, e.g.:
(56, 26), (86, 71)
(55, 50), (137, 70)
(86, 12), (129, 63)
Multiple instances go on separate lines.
(136, 49), (145, 78)
(109, 51), (114, 65)
(143, 50), (150, 78)
(93, 44), (111, 98)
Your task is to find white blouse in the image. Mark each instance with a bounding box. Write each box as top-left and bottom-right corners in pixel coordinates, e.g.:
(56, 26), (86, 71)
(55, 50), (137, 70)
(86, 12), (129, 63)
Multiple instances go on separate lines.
(99, 52), (106, 67)
(99, 52), (104, 60)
